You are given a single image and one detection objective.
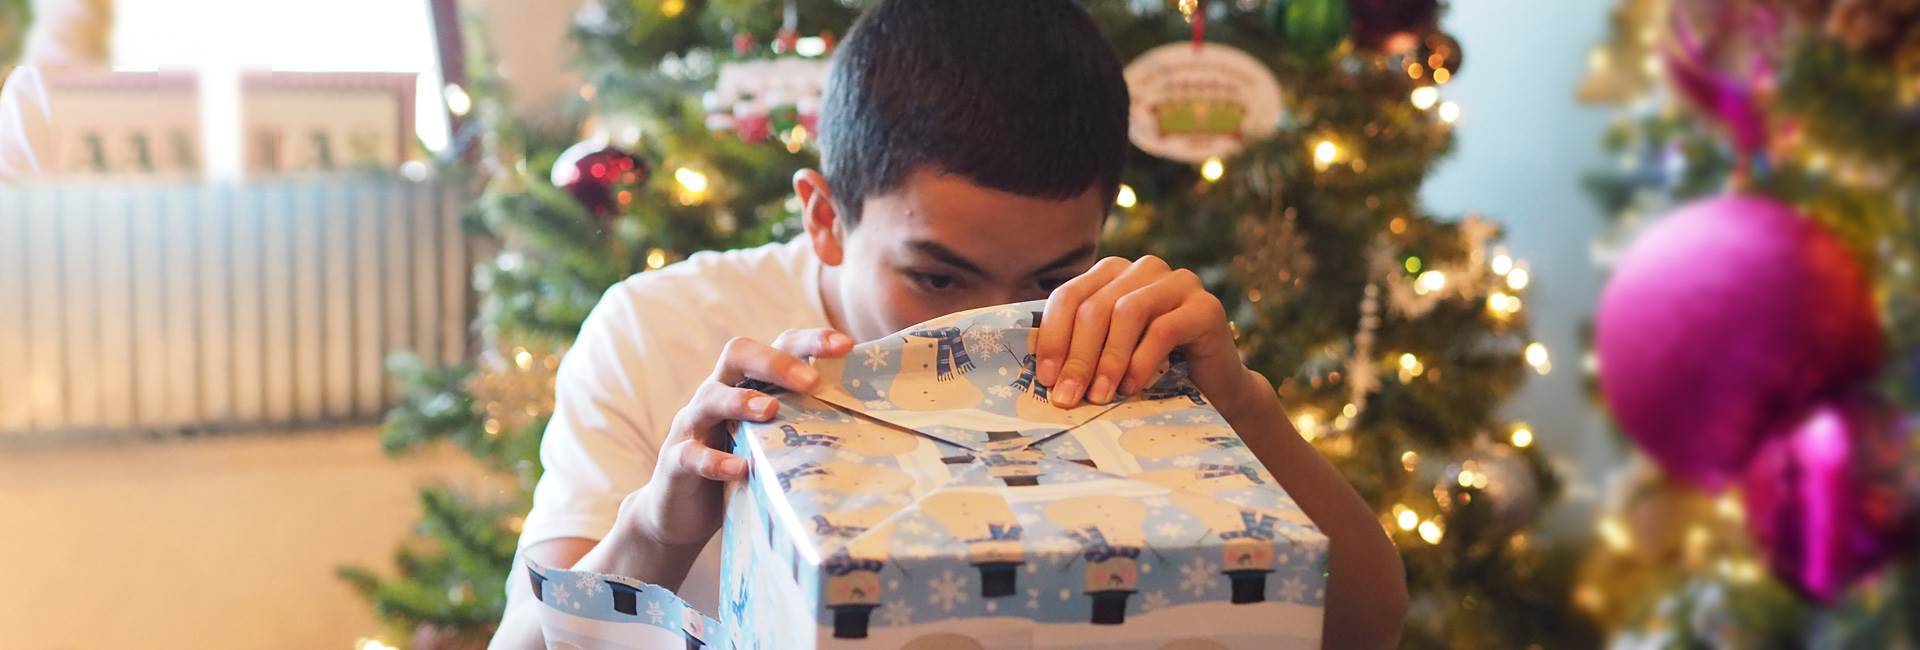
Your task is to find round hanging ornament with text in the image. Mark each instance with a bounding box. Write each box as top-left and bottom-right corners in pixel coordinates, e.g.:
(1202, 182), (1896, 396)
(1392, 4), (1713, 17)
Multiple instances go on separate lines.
(1124, 42), (1284, 163)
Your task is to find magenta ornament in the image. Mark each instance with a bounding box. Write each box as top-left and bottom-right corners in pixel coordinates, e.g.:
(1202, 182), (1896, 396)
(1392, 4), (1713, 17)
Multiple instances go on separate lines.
(1594, 195), (1883, 488)
(1742, 398), (1911, 603)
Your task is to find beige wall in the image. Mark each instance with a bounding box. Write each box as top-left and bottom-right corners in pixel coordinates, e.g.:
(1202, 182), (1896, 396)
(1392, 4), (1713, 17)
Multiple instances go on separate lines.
(0, 428), (501, 650)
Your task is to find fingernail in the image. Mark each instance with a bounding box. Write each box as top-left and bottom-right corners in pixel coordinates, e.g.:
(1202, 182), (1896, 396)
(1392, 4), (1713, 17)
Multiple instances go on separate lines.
(748, 396), (775, 416)
(1089, 375), (1114, 404)
(722, 457), (748, 478)
(829, 332), (853, 349)
(791, 364), (820, 388)
(1051, 378), (1081, 408)
(1037, 358), (1060, 385)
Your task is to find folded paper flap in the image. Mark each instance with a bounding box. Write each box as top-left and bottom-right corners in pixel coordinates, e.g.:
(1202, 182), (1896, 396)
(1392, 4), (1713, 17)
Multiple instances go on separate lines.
(806, 301), (1125, 447)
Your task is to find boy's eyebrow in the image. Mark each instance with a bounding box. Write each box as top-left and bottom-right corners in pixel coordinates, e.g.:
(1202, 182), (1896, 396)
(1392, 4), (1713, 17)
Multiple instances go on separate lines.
(909, 240), (989, 276)
(908, 241), (1095, 278)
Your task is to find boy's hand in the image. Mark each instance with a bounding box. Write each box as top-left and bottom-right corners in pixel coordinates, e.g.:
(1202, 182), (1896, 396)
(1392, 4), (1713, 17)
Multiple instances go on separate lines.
(624, 328), (854, 548)
(1034, 255), (1264, 420)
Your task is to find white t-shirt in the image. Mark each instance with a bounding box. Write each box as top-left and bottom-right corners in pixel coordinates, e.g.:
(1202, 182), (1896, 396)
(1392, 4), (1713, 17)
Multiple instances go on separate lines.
(516, 237), (830, 614)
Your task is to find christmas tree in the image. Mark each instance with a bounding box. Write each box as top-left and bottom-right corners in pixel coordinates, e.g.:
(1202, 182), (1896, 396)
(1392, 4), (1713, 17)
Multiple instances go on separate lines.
(345, 1), (1597, 647)
(1574, 0), (1920, 646)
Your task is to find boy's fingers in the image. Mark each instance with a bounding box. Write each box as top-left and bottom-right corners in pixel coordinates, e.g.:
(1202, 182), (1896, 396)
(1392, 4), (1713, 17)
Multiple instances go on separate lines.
(1098, 278), (1188, 399)
(1037, 257), (1129, 386)
(674, 381), (778, 441)
(1056, 258), (1168, 407)
(713, 336), (819, 391)
(772, 327), (856, 359)
(672, 440), (750, 482)
(1122, 295), (1214, 397)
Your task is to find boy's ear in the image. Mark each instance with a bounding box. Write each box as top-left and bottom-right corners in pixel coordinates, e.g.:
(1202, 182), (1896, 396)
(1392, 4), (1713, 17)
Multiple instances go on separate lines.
(793, 169), (845, 266)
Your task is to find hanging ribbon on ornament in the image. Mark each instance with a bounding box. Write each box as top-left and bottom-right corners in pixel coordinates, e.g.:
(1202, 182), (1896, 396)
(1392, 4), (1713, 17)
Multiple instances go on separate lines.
(1663, 3), (1781, 182)
(1181, 0), (1205, 48)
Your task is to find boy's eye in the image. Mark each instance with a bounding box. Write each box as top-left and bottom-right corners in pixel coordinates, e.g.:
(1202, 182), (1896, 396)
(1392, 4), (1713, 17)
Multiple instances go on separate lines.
(907, 270), (958, 291)
(1036, 277), (1070, 292)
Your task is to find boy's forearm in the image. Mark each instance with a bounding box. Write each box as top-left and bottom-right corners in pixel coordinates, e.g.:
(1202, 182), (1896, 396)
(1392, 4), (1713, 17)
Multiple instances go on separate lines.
(491, 493), (707, 650)
(571, 487), (710, 590)
(1219, 372), (1408, 649)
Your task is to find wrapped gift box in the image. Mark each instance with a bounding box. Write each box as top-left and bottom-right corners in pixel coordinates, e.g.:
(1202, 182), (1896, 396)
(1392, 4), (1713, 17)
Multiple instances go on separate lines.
(716, 300), (1328, 649)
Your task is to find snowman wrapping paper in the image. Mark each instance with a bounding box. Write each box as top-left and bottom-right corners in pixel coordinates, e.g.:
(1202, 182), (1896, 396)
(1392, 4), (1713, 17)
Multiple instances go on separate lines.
(529, 300), (1328, 649)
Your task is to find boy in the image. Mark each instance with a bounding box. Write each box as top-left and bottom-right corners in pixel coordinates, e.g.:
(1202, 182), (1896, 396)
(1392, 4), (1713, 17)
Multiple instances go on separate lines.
(490, 0), (1406, 647)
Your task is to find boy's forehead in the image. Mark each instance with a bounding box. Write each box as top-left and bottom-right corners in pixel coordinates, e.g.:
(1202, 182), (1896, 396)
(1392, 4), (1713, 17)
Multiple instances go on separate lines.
(865, 171), (1104, 271)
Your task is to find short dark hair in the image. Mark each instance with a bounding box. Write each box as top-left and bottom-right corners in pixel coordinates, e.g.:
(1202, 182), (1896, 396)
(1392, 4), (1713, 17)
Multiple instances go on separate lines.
(818, 0), (1130, 225)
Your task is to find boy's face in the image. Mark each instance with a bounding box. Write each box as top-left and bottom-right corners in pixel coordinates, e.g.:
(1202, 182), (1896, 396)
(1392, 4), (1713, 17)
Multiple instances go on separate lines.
(812, 169), (1106, 342)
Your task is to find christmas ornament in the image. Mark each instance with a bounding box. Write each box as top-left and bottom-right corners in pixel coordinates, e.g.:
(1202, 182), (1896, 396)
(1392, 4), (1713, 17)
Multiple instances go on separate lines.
(1278, 0), (1350, 60)
(1594, 195), (1884, 489)
(704, 31), (832, 146)
(1741, 397), (1911, 603)
(1434, 442), (1542, 541)
(550, 136), (649, 218)
(1348, 0), (1438, 54)
(1124, 42), (1284, 163)
(1231, 206), (1314, 306)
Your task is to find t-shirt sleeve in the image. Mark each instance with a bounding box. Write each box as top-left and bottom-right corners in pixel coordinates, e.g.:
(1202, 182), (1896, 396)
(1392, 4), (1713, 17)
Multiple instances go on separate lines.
(519, 284), (673, 547)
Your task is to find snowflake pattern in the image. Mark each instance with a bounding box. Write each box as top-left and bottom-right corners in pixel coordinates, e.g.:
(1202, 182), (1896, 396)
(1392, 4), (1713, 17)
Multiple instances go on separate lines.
(1027, 588), (1041, 609)
(1156, 522), (1188, 538)
(574, 572), (607, 597)
(1280, 576), (1308, 603)
(1187, 413), (1216, 424)
(836, 450), (865, 462)
(645, 599), (666, 625)
(1142, 590), (1172, 611)
(988, 384), (1015, 399)
(551, 584), (571, 607)
(1172, 455), (1201, 467)
(963, 327), (1005, 356)
(928, 570), (968, 611)
(1118, 419), (1146, 428)
(863, 346), (890, 370)
(882, 600), (914, 626)
(864, 400), (894, 411)
(1179, 557), (1219, 597)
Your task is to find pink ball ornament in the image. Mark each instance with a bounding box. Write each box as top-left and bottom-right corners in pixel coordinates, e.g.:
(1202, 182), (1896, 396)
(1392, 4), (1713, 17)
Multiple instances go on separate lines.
(1742, 398), (1911, 603)
(1594, 195), (1883, 488)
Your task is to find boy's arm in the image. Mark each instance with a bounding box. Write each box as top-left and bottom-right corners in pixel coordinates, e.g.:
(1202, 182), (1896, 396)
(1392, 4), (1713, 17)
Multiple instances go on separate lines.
(1035, 255), (1408, 649)
(1218, 370), (1409, 649)
(489, 328), (852, 649)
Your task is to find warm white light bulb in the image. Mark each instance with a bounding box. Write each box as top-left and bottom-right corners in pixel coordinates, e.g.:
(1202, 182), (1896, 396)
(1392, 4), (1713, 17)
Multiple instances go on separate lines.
(1410, 86), (1440, 110)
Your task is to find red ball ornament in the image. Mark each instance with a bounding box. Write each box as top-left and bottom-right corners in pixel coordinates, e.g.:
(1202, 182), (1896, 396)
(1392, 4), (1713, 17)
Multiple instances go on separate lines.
(1347, 0), (1439, 54)
(1742, 397), (1911, 603)
(551, 138), (649, 218)
(1594, 195), (1883, 489)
